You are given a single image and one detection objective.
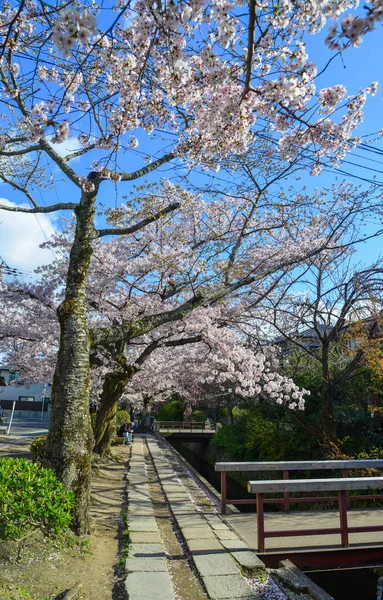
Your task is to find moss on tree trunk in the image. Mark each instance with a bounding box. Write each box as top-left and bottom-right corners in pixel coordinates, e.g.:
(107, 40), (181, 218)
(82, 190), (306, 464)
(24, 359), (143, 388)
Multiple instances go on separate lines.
(45, 191), (97, 535)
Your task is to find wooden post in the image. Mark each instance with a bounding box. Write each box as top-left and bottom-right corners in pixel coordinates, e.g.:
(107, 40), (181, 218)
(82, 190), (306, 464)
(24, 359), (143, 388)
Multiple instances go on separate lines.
(221, 471), (227, 515)
(342, 469), (350, 509)
(339, 490), (349, 548)
(257, 493), (265, 552)
(283, 470), (290, 512)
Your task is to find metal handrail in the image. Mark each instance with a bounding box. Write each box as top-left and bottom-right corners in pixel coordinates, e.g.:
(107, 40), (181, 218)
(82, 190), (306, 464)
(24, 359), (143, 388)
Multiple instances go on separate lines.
(157, 420), (215, 433)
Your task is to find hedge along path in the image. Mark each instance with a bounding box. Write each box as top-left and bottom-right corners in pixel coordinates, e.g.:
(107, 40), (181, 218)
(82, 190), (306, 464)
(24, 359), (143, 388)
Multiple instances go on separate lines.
(0, 441), (130, 600)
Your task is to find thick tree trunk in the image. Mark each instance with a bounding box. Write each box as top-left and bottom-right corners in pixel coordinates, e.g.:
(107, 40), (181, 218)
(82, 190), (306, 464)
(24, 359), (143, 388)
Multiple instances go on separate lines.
(93, 368), (135, 455)
(321, 344), (336, 442)
(45, 190), (97, 535)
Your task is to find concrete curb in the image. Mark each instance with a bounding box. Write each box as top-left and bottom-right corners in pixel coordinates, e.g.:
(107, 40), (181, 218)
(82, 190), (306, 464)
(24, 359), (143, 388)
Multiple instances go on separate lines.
(275, 560), (334, 600)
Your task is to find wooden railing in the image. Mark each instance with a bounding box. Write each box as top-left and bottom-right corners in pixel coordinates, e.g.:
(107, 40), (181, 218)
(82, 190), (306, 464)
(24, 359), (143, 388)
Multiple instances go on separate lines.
(215, 459), (383, 515)
(248, 476), (383, 552)
(157, 420), (215, 432)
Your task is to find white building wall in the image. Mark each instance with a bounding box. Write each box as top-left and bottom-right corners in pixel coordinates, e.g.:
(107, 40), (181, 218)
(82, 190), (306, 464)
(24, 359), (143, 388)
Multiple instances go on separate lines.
(0, 382), (51, 402)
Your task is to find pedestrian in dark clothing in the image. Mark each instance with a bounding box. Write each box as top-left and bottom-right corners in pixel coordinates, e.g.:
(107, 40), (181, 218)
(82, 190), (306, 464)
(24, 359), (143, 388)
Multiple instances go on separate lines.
(128, 421), (137, 443)
(118, 422), (130, 444)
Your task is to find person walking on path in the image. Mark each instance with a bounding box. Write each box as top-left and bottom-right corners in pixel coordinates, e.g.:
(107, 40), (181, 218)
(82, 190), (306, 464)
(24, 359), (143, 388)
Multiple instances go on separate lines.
(117, 422), (130, 445)
(128, 421), (137, 443)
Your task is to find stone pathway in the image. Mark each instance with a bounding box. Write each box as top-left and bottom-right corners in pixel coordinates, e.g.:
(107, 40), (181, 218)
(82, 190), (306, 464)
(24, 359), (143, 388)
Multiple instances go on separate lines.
(125, 435), (267, 600)
(125, 435), (174, 600)
(146, 436), (265, 600)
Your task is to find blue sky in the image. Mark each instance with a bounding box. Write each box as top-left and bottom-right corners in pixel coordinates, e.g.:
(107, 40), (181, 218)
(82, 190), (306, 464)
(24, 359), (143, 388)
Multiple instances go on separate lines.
(1, 18), (382, 278)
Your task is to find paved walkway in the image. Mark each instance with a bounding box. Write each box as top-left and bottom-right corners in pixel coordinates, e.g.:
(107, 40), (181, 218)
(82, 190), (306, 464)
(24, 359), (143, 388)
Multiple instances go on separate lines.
(124, 436), (333, 600)
(125, 435), (174, 600)
(125, 435), (267, 600)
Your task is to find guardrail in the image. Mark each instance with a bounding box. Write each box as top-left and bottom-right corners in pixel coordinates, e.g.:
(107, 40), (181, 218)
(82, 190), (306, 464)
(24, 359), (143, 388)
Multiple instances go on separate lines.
(248, 476), (383, 552)
(157, 420), (216, 433)
(215, 459), (383, 515)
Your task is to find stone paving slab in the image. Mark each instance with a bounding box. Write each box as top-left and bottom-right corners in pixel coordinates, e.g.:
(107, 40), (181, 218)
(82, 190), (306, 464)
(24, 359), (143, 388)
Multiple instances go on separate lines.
(128, 488), (151, 496)
(203, 575), (258, 599)
(128, 516), (158, 531)
(186, 538), (225, 553)
(172, 506), (197, 515)
(231, 550), (265, 572)
(177, 516), (207, 528)
(193, 553), (240, 576)
(219, 539), (248, 551)
(128, 542), (166, 559)
(127, 497), (152, 505)
(127, 509), (154, 517)
(129, 531), (161, 544)
(128, 479), (148, 486)
(214, 529), (238, 540)
(209, 523), (231, 531)
(128, 494), (152, 502)
(126, 557), (168, 572)
(128, 503), (153, 512)
(125, 572), (174, 600)
(182, 527), (217, 540)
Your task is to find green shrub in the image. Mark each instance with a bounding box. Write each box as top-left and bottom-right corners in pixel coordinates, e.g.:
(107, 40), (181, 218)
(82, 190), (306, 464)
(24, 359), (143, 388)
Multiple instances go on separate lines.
(192, 410), (207, 422)
(115, 410), (131, 431)
(157, 399), (184, 421)
(0, 458), (74, 541)
(30, 435), (48, 464)
(211, 421), (248, 461)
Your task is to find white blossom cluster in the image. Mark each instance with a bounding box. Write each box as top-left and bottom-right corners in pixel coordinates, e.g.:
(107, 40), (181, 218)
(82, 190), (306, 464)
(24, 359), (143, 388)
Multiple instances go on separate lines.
(53, 8), (97, 58)
(326, 3), (383, 49)
(51, 120), (70, 144)
(1, 0), (379, 165)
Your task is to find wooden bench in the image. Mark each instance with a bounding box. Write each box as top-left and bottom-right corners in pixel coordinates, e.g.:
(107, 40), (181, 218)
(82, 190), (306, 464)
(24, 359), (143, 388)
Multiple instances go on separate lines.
(248, 477), (383, 552)
(215, 460), (383, 514)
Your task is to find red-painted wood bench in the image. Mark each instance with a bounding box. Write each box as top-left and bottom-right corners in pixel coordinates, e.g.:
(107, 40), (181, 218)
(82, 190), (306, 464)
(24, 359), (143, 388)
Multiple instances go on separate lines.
(215, 460), (383, 514)
(248, 476), (383, 552)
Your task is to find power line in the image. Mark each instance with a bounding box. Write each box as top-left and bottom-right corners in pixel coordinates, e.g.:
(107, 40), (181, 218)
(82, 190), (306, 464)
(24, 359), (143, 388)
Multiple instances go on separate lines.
(0, 255), (30, 278)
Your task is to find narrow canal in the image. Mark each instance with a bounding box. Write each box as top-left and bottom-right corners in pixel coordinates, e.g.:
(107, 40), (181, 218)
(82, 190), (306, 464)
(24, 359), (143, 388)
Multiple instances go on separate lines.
(168, 436), (383, 600)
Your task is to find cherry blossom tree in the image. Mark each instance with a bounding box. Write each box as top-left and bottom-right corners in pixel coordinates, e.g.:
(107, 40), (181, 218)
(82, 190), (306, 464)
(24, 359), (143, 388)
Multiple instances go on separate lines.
(0, 0), (381, 532)
(2, 178), (382, 450)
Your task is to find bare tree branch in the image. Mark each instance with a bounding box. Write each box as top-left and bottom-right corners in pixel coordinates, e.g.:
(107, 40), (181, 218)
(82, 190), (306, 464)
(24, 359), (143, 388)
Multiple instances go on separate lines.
(117, 152), (175, 181)
(62, 144), (97, 163)
(0, 144), (41, 157)
(0, 201), (77, 213)
(242, 0), (256, 98)
(95, 201), (180, 238)
(0, 174), (39, 208)
(39, 138), (83, 187)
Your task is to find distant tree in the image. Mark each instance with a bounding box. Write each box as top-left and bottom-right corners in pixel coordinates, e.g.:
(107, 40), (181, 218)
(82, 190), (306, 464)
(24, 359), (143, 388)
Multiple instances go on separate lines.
(265, 252), (383, 441)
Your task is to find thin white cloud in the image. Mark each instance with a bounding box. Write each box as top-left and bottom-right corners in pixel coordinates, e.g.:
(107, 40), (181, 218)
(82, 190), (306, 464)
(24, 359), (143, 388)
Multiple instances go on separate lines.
(0, 199), (57, 272)
(50, 136), (82, 159)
